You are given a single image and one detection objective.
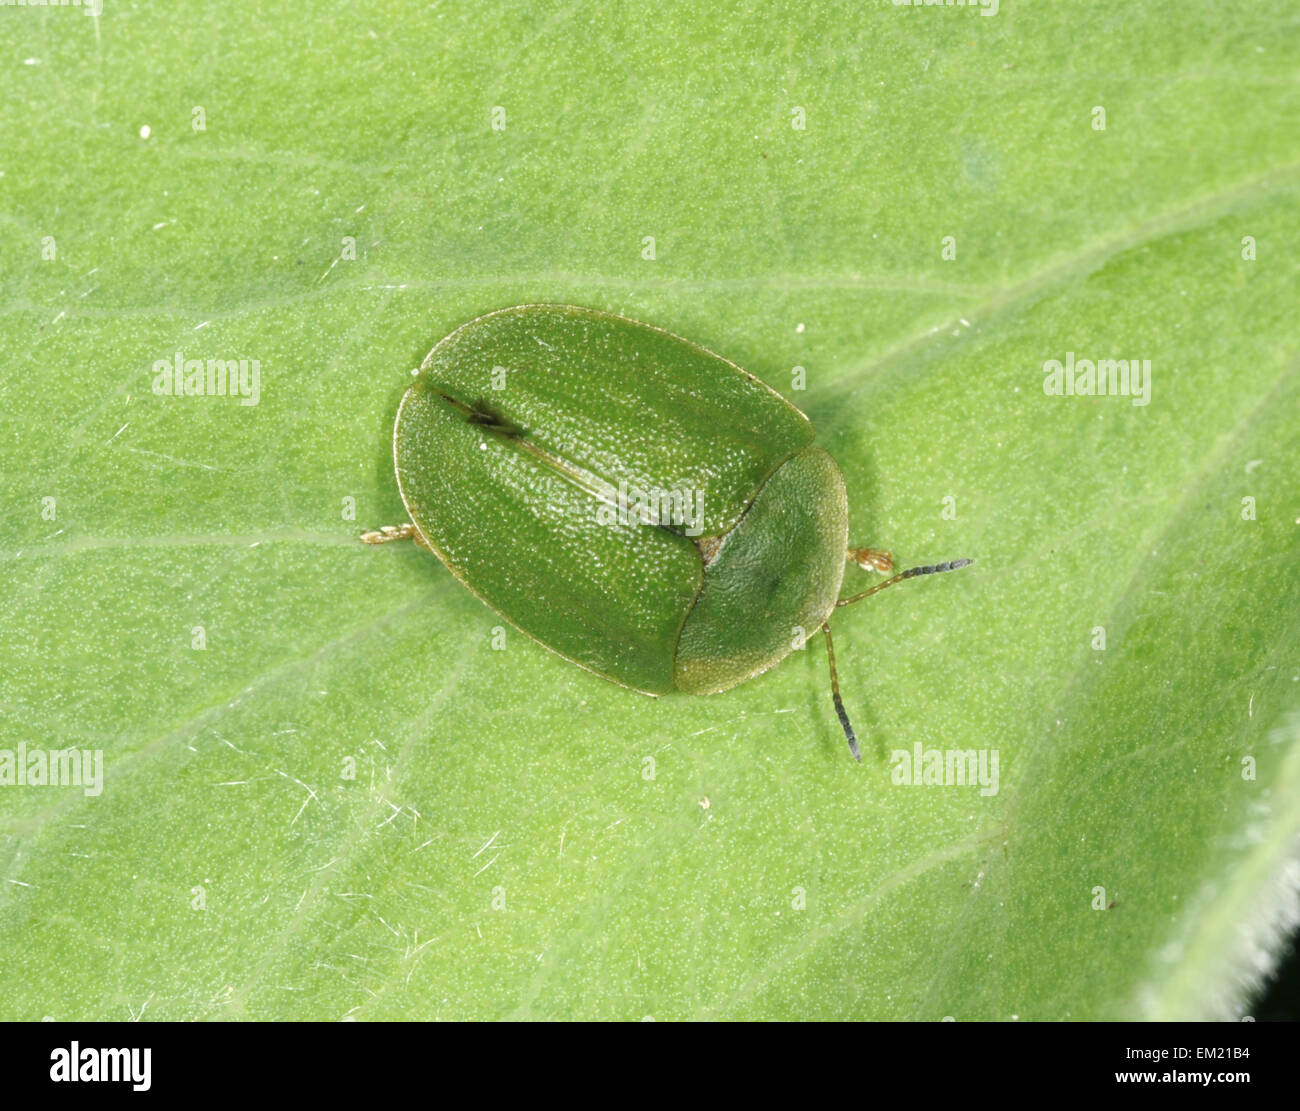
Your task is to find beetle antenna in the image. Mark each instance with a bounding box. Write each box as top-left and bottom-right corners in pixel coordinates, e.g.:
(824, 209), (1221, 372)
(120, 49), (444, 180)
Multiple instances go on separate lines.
(821, 623), (860, 762)
(836, 558), (972, 608)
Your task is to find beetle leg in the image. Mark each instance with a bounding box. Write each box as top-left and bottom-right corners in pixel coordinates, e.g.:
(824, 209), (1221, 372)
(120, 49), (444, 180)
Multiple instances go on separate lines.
(822, 623), (861, 762)
(836, 558), (973, 608)
(360, 523), (433, 550)
(847, 546), (895, 574)
(360, 523), (415, 544)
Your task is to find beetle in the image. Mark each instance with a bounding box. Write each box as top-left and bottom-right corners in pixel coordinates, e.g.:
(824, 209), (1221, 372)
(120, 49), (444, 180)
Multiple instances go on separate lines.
(364, 304), (970, 761)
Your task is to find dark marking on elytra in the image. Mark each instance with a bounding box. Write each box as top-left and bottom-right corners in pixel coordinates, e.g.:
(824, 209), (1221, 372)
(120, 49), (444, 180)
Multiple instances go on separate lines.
(467, 397), (526, 439)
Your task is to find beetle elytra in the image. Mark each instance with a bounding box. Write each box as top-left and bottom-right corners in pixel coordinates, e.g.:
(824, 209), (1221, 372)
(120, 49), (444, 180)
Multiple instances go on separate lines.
(364, 304), (970, 760)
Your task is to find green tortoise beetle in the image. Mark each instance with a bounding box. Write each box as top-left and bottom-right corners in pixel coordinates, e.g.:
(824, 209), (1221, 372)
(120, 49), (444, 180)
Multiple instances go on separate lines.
(364, 304), (970, 761)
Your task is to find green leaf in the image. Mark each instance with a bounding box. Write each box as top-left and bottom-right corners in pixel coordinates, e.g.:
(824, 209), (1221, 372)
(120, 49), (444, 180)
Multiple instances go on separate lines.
(2, 1), (1297, 1020)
